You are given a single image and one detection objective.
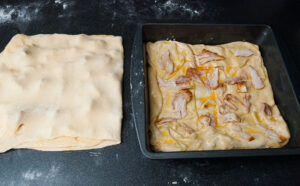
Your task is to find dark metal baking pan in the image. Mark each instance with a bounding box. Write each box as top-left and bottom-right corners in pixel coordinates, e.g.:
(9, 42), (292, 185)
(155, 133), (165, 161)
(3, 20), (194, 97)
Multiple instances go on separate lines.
(130, 24), (300, 159)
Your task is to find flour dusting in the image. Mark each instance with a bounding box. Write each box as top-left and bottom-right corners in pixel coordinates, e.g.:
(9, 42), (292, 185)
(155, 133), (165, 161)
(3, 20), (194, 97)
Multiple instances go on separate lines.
(46, 164), (60, 179)
(182, 176), (191, 183)
(0, 2), (42, 23)
(163, 0), (203, 16)
(150, 0), (205, 19)
(89, 151), (102, 157)
(22, 164), (60, 181)
(22, 169), (42, 180)
(178, 166), (193, 184)
(55, 0), (74, 10)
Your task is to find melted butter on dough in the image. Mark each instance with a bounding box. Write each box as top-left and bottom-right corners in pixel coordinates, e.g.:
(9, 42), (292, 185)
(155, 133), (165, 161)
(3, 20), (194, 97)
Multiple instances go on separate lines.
(0, 34), (123, 152)
(147, 40), (290, 152)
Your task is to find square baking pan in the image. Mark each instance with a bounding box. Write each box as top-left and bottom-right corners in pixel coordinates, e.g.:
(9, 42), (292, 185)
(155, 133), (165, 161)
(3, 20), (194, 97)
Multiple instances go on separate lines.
(130, 24), (300, 159)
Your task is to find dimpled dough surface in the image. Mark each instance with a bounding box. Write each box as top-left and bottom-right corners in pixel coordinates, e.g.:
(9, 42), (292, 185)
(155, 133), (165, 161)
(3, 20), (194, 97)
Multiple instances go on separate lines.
(147, 41), (290, 152)
(0, 34), (123, 152)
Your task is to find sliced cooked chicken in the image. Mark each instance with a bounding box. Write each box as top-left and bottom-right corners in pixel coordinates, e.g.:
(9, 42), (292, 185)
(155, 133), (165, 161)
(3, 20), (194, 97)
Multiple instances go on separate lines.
(216, 66), (225, 71)
(217, 84), (226, 96)
(157, 77), (177, 89)
(256, 124), (285, 142)
(261, 103), (272, 116)
(237, 82), (248, 93)
(227, 123), (254, 141)
(224, 100), (238, 111)
(266, 130), (281, 142)
(234, 49), (255, 57)
(199, 115), (211, 127)
(199, 114), (216, 127)
(156, 117), (177, 126)
(176, 75), (190, 84)
(221, 112), (240, 122)
(243, 95), (251, 113)
(247, 66), (264, 89)
(207, 68), (219, 89)
(225, 94), (243, 105)
(226, 75), (247, 85)
(226, 72), (248, 92)
(179, 123), (195, 134)
(201, 100), (216, 109)
(172, 89), (192, 119)
(210, 114), (216, 127)
(195, 49), (224, 66)
(186, 68), (204, 84)
(218, 104), (229, 115)
(161, 50), (174, 74)
(158, 77), (190, 90)
(179, 89), (193, 102)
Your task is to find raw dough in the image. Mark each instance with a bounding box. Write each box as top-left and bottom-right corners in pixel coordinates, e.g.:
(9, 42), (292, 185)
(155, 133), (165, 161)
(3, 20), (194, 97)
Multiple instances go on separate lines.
(0, 34), (123, 152)
(147, 40), (290, 152)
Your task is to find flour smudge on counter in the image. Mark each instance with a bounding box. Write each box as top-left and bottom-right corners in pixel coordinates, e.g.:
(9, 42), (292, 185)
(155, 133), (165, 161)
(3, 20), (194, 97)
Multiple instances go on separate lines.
(47, 164), (60, 179)
(150, 0), (206, 19)
(22, 169), (42, 180)
(0, 2), (41, 23)
(106, 0), (206, 22)
(54, 0), (75, 11)
(89, 151), (103, 166)
(21, 164), (60, 181)
(0, 0), (76, 23)
(89, 151), (102, 157)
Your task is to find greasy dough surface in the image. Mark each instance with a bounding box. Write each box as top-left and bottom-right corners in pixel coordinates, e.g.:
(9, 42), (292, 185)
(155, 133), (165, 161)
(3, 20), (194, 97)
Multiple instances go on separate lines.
(0, 34), (123, 152)
(147, 41), (290, 152)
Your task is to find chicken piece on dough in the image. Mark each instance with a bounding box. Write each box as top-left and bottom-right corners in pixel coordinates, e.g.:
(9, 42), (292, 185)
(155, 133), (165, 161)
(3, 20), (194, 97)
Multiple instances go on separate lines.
(234, 49), (255, 57)
(261, 103), (272, 116)
(221, 112), (240, 123)
(247, 66), (264, 89)
(199, 114), (216, 127)
(176, 75), (190, 84)
(172, 89), (193, 119)
(160, 50), (174, 74)
(186, 68), (204, 84)
(195, 49), (224, 66)
(206, 68), (219, 89)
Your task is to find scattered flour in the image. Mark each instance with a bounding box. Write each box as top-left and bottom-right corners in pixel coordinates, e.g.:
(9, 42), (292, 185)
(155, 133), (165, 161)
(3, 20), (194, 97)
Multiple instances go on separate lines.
(54, 0), (74, 10)
(129, 112), (135, 129)
(0, 1), (75, 23)
(150, 0), (205, 19)
(162, 0), (203, 16)
(0, 2), (42, 23)
(178, 166), (193, 184)
(89, 151), (102, 157)
(46, 164), (60, 179)
(89, 151), (103, 166)
(22, 169), (42, 180)
(22, 164), (60, 181)
(182, 176), (191, 183)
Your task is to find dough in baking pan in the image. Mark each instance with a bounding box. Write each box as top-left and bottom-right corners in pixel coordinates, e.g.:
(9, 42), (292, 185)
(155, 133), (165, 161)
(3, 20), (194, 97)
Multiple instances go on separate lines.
(147, 40), (290, 152)
(0, 34), (123, 152)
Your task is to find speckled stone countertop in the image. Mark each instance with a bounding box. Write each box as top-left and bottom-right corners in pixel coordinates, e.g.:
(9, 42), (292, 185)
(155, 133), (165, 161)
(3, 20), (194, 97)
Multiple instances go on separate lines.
(0, 0), (299, 185)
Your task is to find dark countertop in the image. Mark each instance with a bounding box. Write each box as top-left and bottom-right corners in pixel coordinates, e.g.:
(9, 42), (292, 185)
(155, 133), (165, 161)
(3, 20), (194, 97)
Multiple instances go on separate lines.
(0, 0), (300, 185)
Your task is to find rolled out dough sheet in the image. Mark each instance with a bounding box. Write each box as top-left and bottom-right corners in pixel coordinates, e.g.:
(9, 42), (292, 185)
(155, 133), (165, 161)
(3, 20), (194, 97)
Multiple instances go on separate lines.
(0, 34), (123, 152)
